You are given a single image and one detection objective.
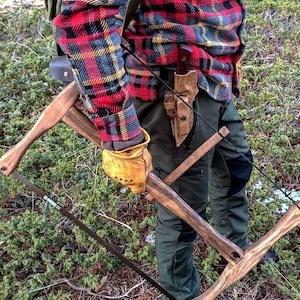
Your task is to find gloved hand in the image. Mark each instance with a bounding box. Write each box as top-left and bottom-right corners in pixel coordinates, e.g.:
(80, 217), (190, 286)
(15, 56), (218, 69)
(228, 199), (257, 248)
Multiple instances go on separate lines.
(102, 129), (153, 194)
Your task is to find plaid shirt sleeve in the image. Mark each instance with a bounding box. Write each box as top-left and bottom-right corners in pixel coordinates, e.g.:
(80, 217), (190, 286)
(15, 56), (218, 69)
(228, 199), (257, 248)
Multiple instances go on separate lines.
(54, 1), (142, 144)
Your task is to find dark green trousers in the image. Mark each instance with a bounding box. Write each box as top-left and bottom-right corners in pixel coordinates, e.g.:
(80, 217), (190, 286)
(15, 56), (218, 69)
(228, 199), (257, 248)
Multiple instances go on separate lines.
(133, 84), (252, 300)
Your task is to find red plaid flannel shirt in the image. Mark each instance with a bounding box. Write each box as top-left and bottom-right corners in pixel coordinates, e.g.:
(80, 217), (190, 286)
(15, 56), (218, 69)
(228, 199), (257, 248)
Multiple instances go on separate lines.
(54, 0), (246, 144)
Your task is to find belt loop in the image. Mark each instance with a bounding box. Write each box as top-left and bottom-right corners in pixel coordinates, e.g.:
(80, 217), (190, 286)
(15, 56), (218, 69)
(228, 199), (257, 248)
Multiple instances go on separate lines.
(160, 68), (169, 80)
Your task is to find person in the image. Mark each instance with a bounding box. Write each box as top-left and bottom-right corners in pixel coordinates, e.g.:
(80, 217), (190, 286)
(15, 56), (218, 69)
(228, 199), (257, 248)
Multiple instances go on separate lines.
(52, 1), (277, 299)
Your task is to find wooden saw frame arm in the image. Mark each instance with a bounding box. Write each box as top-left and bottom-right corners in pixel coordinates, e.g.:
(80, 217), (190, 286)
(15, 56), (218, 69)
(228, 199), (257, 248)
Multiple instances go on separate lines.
(1, 82), (299, 299)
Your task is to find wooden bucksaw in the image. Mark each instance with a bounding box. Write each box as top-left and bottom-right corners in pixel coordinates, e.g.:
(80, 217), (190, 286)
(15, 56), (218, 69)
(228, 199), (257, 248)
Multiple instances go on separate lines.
(1, 82), (300, 299)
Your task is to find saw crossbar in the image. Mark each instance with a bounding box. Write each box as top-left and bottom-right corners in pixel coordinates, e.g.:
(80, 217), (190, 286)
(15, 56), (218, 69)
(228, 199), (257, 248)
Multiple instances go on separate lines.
(0, 81), (242, 264)
(1, 82), (299, 299)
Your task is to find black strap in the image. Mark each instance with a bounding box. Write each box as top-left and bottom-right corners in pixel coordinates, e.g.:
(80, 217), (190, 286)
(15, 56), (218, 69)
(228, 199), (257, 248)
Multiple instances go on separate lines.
(122, 0), (141, 35)
(44, 0), (62, 20)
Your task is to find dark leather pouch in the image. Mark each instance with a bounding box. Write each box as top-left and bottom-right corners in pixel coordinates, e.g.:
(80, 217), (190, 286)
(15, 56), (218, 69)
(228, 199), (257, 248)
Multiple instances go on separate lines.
(49, 55), (74, 84)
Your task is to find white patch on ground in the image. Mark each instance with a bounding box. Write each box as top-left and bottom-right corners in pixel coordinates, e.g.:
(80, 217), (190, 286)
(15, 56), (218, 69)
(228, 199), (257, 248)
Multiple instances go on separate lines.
(263, 188), (300, 213)
(145, 234), (155, 244)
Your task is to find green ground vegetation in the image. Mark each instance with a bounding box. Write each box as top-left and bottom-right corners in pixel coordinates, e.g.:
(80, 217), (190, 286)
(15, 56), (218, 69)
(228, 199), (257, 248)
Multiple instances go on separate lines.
(0, 1), (299, 299)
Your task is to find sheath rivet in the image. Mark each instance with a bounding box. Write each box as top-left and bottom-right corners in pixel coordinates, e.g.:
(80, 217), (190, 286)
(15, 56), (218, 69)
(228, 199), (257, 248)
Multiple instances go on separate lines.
(64, 71), (69, 77)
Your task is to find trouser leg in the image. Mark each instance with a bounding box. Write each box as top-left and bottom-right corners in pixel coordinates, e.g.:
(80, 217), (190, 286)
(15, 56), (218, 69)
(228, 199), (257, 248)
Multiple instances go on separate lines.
(133, 90), (221, 299)
(155, 223), (200, 300)
(209, 101), (252, 249)
(133, 87), (252, 298)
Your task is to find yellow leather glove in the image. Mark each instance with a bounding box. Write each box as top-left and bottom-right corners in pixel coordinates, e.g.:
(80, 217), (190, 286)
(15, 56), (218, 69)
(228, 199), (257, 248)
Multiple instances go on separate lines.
(102, 129), (153, 194)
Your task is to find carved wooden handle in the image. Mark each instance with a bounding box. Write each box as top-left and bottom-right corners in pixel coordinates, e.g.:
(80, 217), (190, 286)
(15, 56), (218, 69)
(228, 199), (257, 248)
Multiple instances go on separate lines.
(0, 81), (79, 175)
(194, 201), (300, 299)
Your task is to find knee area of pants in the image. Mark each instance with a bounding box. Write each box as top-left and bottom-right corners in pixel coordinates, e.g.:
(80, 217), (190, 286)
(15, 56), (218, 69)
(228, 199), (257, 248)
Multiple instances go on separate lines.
(178, 231), (197, 243)
(178, 221), (197, 243)
(226, 150), (253, 196)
